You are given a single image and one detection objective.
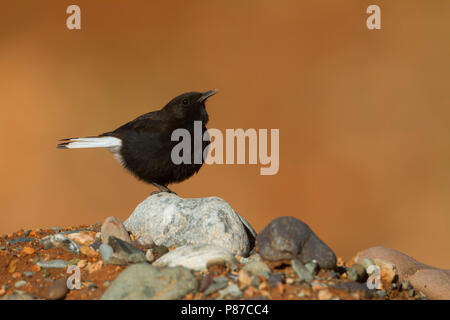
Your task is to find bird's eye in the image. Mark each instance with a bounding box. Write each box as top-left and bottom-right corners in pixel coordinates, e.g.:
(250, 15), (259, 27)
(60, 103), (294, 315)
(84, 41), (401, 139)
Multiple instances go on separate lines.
(182, 99), (189, 105)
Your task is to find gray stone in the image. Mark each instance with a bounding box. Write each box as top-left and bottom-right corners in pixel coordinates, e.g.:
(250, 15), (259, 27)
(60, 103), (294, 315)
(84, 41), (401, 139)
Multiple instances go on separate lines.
(128, 252), (147, 264)
(243, 261), (271, 276)
(328, 271), (338, 279)
(99, 243), (114, 262)
(203, 280), (229, 296)
(23, 271), (34, 277)
(305, 261), (319, 275)
(124, 193), (252, 256)
(145, 249), (155, 262)
(101, 263), (198, 300)
(291, 259), (314, 283)
(101, 216), (132, 244)
(218, 284), (242, 299)
(40, 234), (80, 254)
(153, 244), (237, 271)
(37, 260), (68, 269)
(256, 216), (337, 269)
(107, 236), (146, 264)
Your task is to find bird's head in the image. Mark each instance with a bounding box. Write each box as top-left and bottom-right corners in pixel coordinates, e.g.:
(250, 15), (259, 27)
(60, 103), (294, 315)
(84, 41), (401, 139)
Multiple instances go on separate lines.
(162, 89), (218, 123)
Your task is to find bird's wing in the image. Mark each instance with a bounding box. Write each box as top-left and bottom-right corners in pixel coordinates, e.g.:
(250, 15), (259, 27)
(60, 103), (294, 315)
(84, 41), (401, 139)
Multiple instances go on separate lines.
(101, 110), (170, 138)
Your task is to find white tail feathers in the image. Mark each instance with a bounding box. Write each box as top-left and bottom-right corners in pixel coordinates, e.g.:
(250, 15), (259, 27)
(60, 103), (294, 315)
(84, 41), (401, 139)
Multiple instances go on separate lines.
(58, 136), (122, 151)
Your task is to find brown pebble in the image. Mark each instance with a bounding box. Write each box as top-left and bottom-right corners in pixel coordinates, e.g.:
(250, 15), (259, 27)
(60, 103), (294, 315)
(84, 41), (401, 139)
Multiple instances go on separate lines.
(22, 246), (35, 255)
(46, 278), (69, 300)
(101, 216), (131, 244)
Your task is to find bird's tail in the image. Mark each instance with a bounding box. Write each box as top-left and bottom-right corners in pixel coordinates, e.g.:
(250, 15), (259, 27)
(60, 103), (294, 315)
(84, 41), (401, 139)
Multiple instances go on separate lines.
(57, 136), (122, 149)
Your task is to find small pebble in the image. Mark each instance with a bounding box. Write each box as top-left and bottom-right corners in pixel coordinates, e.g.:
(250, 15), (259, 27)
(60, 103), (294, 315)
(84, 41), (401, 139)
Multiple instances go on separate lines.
(101, 216), (132, 244)
(400, 279), (412, 291)
(46, 278), (68, 300)
(359, 258), (376, 270)
(305, 261), (319, 275)
(327, 270), (338, 279)
(14, 280), (27, 288)
(218, 284), (242, 299)
(22, 246), (35, 255)
(37, 260), (68, 269)
(7, 237), (35, 245)
(238, 269), (252, 288)
(128, 252), (147, 263)
(250, 275), (262, 288)
(67, 258), (80, 266)
(347, 264), (367, 282)
(240, 253), (262, 264)
(145, 249), (155, 262)
(267, 273), (284, 288)
(40, 234), (80, 254)
(291, 259), (313, 282)
(375, 290), (387, 298)
(243, 261), (271, 276)
(99, 243), (114, 262)
(204, 281), (228, 296)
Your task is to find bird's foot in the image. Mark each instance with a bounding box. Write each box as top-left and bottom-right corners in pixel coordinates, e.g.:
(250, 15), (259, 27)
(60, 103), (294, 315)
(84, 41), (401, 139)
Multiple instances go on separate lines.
(151, 183), (177, 196)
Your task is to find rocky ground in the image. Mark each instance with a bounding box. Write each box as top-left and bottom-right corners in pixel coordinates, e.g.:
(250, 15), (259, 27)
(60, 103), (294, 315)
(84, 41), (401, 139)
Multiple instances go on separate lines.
(0, 193), (448, 300)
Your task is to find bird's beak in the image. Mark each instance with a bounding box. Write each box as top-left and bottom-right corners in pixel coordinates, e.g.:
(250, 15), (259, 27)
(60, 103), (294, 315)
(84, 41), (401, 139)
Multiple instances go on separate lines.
(198, 89), (218, 102)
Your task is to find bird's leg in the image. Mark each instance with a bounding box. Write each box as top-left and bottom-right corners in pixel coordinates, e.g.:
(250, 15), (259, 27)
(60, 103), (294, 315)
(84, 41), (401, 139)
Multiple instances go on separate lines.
(150, 182), (176, 195)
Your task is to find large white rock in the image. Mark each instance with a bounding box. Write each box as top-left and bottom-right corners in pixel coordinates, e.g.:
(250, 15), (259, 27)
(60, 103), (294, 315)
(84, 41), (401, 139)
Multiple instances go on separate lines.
(124, 192), (254, 256)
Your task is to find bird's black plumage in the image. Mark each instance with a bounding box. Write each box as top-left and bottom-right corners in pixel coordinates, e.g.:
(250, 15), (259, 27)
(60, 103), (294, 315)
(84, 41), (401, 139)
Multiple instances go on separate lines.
(57, 90), (217, 193)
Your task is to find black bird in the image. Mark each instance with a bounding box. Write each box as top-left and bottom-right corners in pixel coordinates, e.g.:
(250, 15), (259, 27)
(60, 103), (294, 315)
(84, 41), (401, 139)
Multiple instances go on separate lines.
(57, 90), (218, 193)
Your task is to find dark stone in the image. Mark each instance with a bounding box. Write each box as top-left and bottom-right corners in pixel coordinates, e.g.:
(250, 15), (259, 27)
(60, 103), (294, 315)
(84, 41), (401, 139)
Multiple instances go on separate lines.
(347, 264), (368, 282)
(267, 273), (284, 287)
(90, 241), (102, 251)
(256, 216), (337, 269)
(152, 245), (169, 259)
(107, 236), (146, 263)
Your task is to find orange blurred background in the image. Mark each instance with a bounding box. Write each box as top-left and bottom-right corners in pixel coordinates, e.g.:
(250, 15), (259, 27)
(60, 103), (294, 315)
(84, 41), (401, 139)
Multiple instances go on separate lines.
(1, 1), (449, 268)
